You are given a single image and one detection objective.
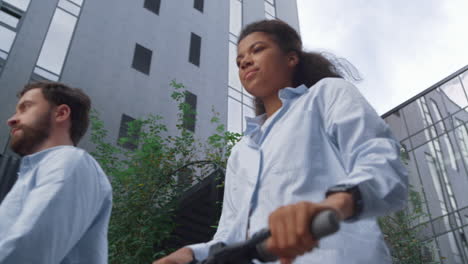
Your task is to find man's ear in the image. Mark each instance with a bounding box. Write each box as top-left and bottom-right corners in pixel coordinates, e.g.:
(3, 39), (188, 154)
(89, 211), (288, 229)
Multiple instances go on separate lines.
(55, 104), (71, 123)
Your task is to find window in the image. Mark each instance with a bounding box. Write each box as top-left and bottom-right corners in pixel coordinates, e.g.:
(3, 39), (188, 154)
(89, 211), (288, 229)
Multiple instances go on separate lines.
(0, 6), (20, 28)
(183, 91), (197, 132)
(68, 0), (83, 6)
(144, 0), (160, 15)
(228, 98), (242, 133)
(3, 0), (31, 12)
(229, 0), (242, 36)
(0, 0), (30, 66)
(118, 114), (140, 150)
(194, 0), (203, 12)
(264, 0), (276, 19)
(228, 42), (241, 90)
(58, 0), (81, 16)
(132, 43), (152, 75)
(31, 0), (81, 81)
(36, 8), (77, 76)
(0, 26), (15, 53)
(189, 32), (201, 66)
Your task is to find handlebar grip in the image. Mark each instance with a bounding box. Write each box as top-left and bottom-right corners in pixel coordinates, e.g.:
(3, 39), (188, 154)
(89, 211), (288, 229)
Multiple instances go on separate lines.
(255, 210), (340, 262)
(311, 210), (340, 239)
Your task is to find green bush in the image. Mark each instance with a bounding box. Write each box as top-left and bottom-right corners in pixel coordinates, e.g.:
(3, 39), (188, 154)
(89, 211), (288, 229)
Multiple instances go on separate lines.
(90, 81), (240, 264)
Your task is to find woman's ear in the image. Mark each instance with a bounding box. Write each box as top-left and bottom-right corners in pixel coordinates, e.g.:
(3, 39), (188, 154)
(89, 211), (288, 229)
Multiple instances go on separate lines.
(287, 51), (299, 68)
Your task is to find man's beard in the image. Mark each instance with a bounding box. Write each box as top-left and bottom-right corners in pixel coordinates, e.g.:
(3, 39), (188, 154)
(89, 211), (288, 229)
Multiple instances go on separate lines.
(10, 110), (52, 157)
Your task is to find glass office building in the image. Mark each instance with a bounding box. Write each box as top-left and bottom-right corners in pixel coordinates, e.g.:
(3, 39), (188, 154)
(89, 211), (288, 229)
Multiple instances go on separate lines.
(383, 65), (468, 263)
(0, 0), (299, 153)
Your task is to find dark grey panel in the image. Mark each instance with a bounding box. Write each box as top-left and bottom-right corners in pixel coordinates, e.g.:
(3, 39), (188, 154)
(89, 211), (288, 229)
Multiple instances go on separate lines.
(189, 32), (201, 66)
(132, 43), (152, 75)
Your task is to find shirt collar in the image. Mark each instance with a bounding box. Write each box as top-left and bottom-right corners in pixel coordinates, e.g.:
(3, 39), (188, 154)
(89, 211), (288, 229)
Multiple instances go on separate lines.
(21, 145), (74, 169)
(244, 85), (308, 136)
(244, 114), (267, 136)
(278, 84), (308, 101)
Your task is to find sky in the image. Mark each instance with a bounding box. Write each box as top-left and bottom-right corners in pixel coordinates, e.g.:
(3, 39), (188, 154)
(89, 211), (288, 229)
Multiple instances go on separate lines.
(297, 0), (468, 115)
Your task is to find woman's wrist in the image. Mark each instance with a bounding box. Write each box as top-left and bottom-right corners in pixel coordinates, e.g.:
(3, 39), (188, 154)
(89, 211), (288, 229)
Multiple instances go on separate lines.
(320, 192), (355, 220)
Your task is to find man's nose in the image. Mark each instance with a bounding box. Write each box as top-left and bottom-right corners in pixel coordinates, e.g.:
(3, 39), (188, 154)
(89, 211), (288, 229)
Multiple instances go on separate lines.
(7, 115), (18, 127)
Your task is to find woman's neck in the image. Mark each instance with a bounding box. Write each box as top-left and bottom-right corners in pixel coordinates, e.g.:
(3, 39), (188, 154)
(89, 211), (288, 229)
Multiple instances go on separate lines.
(263, 94), (283, 119)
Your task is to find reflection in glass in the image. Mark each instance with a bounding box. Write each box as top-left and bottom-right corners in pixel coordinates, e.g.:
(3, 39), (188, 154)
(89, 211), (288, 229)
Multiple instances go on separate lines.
(58, 0), (81, 16)
(243, 104), (254, 118)
(436, 231), (463, 263)
(228, 87), (241, 101)
(265, 12), (275, 20)
(0, 26), (15, 52)
(242, 93), (253, 105)
(264, 1), (275, 16)
(0, 8), (19, 28)
(243, 104), (255, 129)
(429, 99), (458, 171)
(440, 77), (467, 110)
(228, 42), (241, 90)
(422, 239), (440, 263)
(68, 0), (83, 6)
(460, 71), (468, 97)
(228, 97), (242, 133)
(383, 111), (409, 141)
(229, 0), (241, 36)
(455, 118), (468, 167)
(36, 9), (77, 75)
(425, 152), (448, 216)
(3, 0), (30, 12)
(417, 98), (437, 139)
(229, 33), (237, 43)
(0, 49), (7, 59)
(33, 67), (59, 81)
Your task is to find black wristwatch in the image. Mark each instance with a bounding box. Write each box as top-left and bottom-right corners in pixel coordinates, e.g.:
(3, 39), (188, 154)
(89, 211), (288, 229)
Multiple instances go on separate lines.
(325, 184), (363, 221)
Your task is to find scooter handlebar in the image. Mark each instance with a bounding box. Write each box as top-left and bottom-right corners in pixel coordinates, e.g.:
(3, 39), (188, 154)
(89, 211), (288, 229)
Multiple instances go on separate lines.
(254, 210), (340, 262)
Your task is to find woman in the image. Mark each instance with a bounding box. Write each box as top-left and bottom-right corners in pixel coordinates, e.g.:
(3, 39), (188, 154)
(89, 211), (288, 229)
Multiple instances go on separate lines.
(155, 19), (407, 264)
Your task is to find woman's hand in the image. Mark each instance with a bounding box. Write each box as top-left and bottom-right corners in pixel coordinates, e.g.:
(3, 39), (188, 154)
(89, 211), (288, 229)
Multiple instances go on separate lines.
(152, 247), (194, 264)
(265, 193), (354, 264)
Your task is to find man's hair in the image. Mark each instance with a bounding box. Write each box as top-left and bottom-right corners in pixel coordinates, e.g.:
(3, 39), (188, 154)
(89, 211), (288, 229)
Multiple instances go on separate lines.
(19, 81), (91, 146)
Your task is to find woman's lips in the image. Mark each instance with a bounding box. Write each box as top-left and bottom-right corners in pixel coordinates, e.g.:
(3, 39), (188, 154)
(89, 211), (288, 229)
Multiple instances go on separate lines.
(244, 69), (259, 80)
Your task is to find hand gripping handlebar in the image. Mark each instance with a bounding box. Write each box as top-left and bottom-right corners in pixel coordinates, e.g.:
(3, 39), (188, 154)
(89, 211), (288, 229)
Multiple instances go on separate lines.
(187, 210), (340, 264)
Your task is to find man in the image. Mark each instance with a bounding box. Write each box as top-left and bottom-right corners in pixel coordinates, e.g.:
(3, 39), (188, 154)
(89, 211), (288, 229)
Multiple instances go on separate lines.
(0, 81), (112, 263)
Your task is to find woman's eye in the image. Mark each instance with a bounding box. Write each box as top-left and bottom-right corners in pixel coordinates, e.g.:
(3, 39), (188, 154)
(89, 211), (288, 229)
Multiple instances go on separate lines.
(253, 46), (264, 53)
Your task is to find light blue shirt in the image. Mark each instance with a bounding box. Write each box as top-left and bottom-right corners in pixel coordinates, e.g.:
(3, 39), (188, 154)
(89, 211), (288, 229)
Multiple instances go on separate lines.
(0, 146), (112, 264)
(188, 78), (408, 263)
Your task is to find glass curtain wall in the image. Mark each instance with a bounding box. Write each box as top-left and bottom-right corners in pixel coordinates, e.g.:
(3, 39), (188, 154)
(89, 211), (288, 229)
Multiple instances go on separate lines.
(384, 67), (468, 263)
(227, 0), (255, 133)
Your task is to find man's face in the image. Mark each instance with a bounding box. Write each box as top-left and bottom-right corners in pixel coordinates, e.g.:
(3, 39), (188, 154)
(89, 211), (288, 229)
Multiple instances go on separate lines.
(7, 88), (53, 156)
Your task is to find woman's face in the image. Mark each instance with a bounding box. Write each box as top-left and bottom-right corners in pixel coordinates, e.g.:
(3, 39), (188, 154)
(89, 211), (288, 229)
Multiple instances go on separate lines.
(237, 32), (297, 99)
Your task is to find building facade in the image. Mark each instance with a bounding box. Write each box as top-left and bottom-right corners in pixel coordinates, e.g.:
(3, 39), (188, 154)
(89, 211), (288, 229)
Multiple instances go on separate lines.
(383, 65), (468, 263)
(0, 0), (299, 154)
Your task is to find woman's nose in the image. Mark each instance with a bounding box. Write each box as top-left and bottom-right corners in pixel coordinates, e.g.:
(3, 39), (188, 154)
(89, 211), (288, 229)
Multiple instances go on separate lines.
(240, 57), (253, 70)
